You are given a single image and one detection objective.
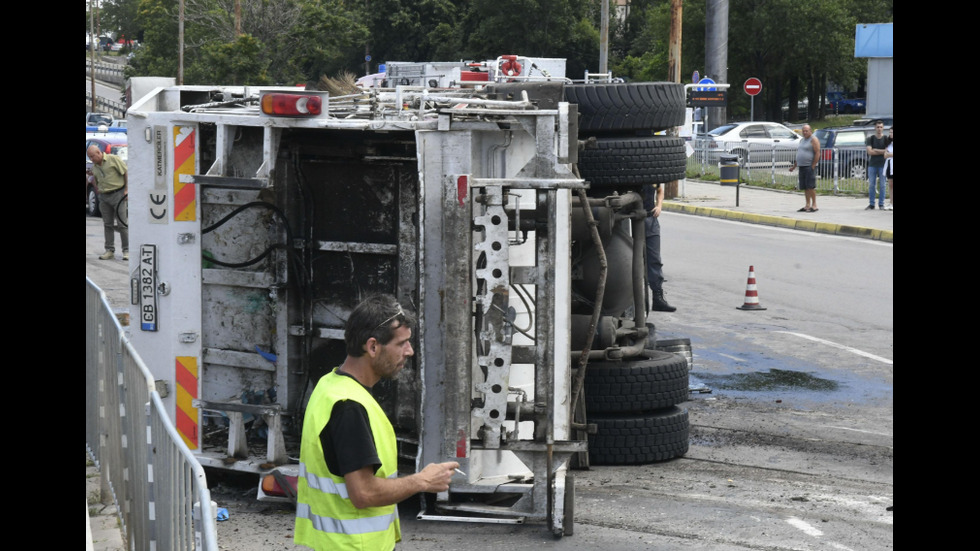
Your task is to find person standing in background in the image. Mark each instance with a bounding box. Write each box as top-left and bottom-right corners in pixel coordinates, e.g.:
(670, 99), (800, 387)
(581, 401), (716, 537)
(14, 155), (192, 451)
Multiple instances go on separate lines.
(87, 144), (129, 260)
(642, 183), (677, 312)
(789, 124), (820, 212)
(883, 127), (893, 210)
(865, 121), (890, 210)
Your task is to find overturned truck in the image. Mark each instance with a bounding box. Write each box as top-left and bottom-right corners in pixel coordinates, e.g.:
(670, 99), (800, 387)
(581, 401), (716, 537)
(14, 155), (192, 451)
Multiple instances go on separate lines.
(126, 56), (690, 536)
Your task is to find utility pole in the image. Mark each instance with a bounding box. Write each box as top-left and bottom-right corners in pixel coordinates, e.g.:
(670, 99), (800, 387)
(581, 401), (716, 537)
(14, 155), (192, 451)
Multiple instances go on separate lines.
(364, 0), (370, 76)
(89, 0), (97, 112)
(235, 0), (242, 35)
(178, 0), (185, 85)
(664, 0), (683, 199)
(599, 0), (609, 75)
(705, 0), (729, 131)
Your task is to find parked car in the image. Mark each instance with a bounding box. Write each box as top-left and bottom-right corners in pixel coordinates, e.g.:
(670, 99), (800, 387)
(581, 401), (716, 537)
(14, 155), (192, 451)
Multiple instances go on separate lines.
(780, 98), (808, 119)
(813, 126), (878, 180)
(695, 121), (801, 165)
(827, 91), (866, 114)
(86, 133), (129, 217)
(108, 37), (138, 53)
(853, 116), (893, 127)
(86, 112), (113, 127)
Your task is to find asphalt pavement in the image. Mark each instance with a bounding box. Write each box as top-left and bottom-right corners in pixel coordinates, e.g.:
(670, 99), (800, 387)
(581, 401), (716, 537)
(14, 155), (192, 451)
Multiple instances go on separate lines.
(85, 177), (892, 551)
(663, 178), (893, 242)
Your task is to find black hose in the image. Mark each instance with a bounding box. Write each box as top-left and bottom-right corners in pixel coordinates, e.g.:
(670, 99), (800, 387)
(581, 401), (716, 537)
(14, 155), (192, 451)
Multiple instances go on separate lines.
(199, 201), (291, 268)
(115, 195), (128, 228)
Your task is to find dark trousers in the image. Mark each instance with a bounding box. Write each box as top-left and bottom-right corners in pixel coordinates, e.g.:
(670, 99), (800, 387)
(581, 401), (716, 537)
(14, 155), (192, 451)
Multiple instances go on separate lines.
(644, 215), (663, 292)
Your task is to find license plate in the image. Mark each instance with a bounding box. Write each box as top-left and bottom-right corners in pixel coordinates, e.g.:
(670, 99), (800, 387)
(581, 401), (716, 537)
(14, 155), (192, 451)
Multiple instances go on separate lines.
(138, 244), (158, 331)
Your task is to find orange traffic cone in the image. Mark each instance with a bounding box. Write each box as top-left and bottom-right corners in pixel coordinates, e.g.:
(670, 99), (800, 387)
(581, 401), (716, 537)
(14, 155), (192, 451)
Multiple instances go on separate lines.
(736, 265), (767, 311)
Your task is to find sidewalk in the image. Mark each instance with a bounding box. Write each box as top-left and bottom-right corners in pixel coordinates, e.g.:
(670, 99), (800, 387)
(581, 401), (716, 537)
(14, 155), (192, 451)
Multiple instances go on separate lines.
(663, 179), (893, 242)
(86, 456), (126, 551)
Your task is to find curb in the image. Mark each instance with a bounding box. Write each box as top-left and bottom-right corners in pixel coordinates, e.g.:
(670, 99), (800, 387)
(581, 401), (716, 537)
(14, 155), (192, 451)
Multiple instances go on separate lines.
(661, 202), (893, 243)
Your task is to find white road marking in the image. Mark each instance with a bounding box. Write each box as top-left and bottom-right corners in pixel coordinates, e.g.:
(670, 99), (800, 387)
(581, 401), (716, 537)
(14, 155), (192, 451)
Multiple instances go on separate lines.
(818, 425), (891, 437)
(774, 331), (892, 365)
(786, 516), (823, 536)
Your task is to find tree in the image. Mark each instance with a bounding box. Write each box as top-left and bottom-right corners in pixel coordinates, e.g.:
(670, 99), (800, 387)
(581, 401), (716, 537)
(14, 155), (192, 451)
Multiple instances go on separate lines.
(609, 0), (706, 83)
(129, 0), (182, 78)
(99, 0), (143, 43)
(353, 0), (464, 72)
(186, 34), (270, 85)
(292, 0), (369, 81)
(608, 0), (891, 122)
(116, 0), (892, 122)
(128, 0), (367, 85)
(459, 0), (598, 78)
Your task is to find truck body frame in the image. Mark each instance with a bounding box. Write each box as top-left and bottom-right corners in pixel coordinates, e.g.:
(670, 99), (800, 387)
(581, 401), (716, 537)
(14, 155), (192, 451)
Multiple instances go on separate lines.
(126, 59), (587, 532)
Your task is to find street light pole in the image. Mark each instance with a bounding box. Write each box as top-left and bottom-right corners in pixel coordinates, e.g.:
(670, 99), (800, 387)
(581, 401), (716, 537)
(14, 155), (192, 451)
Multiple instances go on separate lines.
(599, 0), (608, 75)
(665, 0), (683, 199)
(90, 0), (97, 112)
(178, 0), (185, 85)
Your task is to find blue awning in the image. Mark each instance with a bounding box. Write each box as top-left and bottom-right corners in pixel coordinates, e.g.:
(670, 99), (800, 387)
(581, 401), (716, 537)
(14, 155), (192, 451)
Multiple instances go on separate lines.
(855, 23), (893, 58)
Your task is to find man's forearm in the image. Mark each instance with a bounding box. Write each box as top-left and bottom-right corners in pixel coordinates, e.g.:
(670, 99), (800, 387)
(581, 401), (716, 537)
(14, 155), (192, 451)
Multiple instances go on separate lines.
(346, 468), (425, 509)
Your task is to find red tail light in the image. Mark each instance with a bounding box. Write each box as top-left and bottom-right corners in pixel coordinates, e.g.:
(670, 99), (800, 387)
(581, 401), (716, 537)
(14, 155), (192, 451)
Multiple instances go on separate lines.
(260, 472), (298, 497)
(261, 92), (325, 117)
(821, 150), (832, 161)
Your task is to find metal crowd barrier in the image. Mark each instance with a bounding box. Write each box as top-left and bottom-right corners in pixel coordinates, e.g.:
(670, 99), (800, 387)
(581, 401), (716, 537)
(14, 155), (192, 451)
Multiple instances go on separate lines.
(686, 140), (875, 195)
(85, 91), (128, 120)
(86, 58), (127, 86)
(85, 58), (128, 119)
(86, 277), (218, 551)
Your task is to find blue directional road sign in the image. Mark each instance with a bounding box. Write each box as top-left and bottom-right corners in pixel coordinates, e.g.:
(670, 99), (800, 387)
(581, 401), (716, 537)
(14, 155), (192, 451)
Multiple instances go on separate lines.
(696, 77), (716, 91)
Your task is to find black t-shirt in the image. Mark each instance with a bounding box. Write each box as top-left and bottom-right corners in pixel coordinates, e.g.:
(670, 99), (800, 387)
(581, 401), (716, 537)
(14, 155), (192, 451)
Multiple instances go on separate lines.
(642, 183), (661, 211)
(319, 372), (381, 476)
(866, 134), (891, 168)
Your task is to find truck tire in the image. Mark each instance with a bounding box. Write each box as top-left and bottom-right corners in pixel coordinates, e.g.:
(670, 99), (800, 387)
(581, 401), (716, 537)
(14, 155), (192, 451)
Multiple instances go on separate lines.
(583, 350), (689, 413)
(565, 82), (685, 133)
(577, 135), (687, 188)
(652, 338), (693, 371)
(587, 406), (689, 465)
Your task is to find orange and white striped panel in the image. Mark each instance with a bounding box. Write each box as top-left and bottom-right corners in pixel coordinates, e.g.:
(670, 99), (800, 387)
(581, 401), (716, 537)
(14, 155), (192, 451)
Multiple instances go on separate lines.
(175, 356), (199, 449)
(173, 126), (197, 221)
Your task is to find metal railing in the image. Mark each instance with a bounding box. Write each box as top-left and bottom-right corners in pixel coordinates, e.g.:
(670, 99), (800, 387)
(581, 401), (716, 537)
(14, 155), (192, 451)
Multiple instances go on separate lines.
(86, 58), (127, 85)
(86, 277), (219, 551)
(86, 58), (128, 119)
(85, 91), (128, 120)
(686, 140), (879, 195)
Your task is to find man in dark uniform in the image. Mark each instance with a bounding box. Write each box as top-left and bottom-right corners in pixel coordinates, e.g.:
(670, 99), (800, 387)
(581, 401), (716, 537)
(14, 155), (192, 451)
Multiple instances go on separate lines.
(642, 183), (676, 312)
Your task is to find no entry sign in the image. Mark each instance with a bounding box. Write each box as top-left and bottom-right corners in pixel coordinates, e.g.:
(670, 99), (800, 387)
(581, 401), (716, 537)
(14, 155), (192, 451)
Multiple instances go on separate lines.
(744, 77), (762, 96)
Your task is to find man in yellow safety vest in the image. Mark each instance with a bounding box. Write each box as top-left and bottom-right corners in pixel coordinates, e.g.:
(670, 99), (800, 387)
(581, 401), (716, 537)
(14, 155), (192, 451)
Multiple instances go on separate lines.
(295, 294), (459, 550)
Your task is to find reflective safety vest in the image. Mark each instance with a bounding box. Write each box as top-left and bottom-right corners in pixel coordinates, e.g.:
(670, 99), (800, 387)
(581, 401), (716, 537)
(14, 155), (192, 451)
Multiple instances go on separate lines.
(294, 368), (401, 551)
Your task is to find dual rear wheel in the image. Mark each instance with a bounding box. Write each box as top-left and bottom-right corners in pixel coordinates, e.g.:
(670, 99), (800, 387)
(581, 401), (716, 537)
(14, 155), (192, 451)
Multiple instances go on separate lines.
(563, 82), (691, 466)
